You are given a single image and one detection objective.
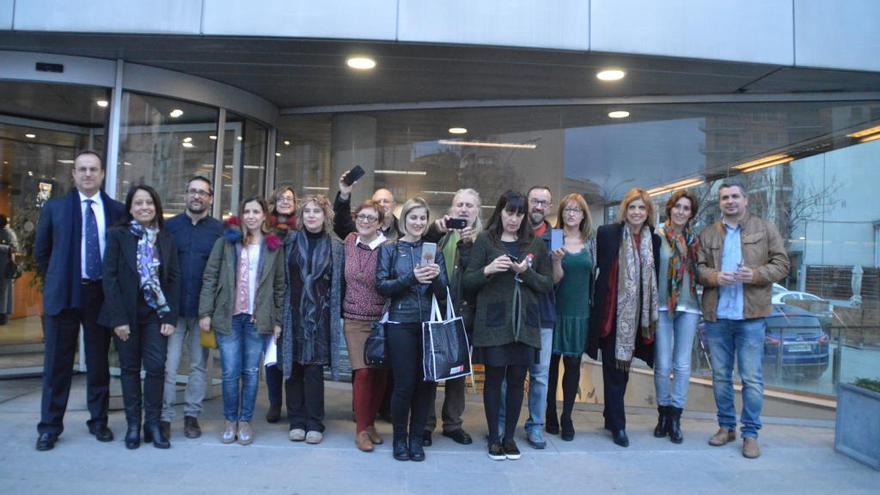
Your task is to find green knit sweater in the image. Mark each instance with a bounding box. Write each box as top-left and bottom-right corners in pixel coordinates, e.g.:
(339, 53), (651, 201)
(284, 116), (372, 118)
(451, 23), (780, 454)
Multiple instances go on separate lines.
(462, 232), (553, 349)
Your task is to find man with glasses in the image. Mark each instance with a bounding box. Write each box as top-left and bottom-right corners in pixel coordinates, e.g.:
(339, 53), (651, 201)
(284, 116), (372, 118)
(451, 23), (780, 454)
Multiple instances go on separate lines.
(334, 171), (400, 241)
(161, 176), (223, 440)
(498, 185), (556, 449)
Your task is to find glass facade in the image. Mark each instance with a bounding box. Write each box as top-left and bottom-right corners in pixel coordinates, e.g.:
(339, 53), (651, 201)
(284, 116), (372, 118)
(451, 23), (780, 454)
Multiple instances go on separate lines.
(274, 101), (880, 401)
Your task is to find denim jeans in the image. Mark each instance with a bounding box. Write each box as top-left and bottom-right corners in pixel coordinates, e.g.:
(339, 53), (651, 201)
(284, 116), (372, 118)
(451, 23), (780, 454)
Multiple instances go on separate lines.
(161, 317), (209, 422)
(704, 318), (766, 438)
(499, 327), (553, 435)
(217, 314), (264, 423)
(653, 311), (700, 409)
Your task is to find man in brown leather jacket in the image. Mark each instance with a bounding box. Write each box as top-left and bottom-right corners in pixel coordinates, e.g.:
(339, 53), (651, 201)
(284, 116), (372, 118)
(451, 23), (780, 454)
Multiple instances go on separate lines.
(697, 181), (789, 459)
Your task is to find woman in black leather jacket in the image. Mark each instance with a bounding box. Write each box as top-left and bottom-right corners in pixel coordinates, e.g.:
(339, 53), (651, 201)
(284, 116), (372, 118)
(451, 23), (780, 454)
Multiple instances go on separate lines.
(376, 197), (449, 462)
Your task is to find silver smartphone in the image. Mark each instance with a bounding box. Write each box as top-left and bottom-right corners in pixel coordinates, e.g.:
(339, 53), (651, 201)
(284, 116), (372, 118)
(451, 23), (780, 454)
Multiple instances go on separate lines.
(421, 242), (437, 266)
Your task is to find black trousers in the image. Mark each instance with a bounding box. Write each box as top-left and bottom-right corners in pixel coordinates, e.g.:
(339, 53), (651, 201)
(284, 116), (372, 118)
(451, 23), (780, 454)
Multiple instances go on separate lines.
(547, 354), (582, 421)
(484, 365), (527, 443)
(38, 281), (112, 435)
(265, 363), (283, 407)
(426, 374), (466, 433)
(115, 300), (167, 427)
(600, 336), (630, 431)
(387, 322), (437, 442)
(286, 363), (325, 432)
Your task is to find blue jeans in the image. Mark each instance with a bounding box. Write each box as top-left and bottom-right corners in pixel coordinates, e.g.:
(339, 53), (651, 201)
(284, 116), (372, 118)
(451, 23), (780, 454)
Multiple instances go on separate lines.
(217, 314), (264, 422)
(653, 311), (700, 409)
(704, 318), (765, 439)
(499, 327), (553, 435)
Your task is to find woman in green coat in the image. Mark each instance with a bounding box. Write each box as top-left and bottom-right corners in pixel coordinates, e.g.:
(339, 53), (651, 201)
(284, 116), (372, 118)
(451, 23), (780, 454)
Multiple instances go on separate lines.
(462, 190), (552, 461)
(199, 197), (285, 446)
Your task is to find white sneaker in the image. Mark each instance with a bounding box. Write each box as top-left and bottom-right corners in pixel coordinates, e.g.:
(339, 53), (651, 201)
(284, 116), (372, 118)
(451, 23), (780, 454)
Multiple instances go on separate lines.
(305, 431), (324, 444)
(288, 428), (306, 442)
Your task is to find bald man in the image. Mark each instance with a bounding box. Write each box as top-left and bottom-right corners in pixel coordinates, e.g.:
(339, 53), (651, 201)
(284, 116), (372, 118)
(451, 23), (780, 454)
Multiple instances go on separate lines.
(334, 172), (400, 241)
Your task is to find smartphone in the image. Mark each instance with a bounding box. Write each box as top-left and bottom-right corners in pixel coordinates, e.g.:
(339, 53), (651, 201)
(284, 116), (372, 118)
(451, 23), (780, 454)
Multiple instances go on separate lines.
(421, 242), (437, 265)
(507, 254), (520, 264)
(445, 217), (468, 230)
(342, 165), (365, 186)
(551, 229), (564, 251)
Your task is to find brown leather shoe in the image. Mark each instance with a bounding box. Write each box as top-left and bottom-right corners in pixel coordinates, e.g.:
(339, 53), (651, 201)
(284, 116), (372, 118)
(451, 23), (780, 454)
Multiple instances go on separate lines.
(159, 421), (171, 440)
(184, 416), (201, 439)
(238, 422), (254, 445)
(365, 425), (383, 445)
(708, 427), (736, 446)
(742, 437), (761, 458)
(356, 431), (374, 452)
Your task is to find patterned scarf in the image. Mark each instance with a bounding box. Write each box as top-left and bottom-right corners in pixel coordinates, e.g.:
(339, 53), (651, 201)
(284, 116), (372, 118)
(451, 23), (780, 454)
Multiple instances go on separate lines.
(663, 220), (699, 312)
(615, 224), (659, 370)
(129, 221), (170, 317)
(294, 231), (331, 362)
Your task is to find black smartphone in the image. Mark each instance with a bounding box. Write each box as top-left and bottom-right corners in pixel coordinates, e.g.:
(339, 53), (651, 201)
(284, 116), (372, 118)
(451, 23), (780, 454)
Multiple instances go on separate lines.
(445, 217), (468, 230)
(507, 254), (520, 263)
(343, 165), (365, 186)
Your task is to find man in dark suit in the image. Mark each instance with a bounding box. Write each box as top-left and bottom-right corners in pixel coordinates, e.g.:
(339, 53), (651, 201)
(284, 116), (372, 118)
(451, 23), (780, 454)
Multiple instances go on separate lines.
(34, 150), (125, 451)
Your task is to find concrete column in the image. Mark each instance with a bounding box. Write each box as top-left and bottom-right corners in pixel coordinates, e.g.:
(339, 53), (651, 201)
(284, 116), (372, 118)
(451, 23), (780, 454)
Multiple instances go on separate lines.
(330, 114), (378, 205)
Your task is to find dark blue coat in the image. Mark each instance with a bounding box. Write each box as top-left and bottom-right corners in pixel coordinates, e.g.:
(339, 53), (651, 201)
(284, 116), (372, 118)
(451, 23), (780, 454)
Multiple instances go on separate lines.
(35, 189), (125, 316)
(165, 213), (223, 318)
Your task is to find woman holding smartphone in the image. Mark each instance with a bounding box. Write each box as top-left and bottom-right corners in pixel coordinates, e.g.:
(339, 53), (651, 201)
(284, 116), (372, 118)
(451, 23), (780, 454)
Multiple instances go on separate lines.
(376, 197), (449, 462)
(463, 190), (552, 461)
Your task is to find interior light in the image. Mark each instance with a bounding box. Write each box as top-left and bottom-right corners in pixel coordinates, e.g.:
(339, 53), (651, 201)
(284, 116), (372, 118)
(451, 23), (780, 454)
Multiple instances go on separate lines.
(438, 140), (537, 150)
(374, 170), (427, 176)
(347, 56), (377, 70)
(608, 110), (630, 119)
(860, 133), (880, 143)
(448, 127), (468, 135)
(847, 125), (880, 139)
(733, 154), (793, 172)
(25, 133), (36, 139)
(183, 137), (193, 143)
(237, 136), (243, 141)
(283, 140), (291, 146)
(647, 177), (704, 197)
(597, 69), (626, 81)
(169, 109), (184, 118)
(96, 100), (109, 108)
(304, 186), (330, 191)
(57, 159), (75, 164)
(275, 152), (282, 157)
(209, 135), (217, 140)
(182, 142), (195, 148)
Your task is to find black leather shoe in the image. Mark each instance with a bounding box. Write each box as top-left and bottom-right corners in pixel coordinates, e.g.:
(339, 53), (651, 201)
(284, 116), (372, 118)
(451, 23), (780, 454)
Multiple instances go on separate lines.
(654, 405), (669, 438)
(409, 438), (426, 462)
(183, 416), (201, 439)
(560, 416), (575, 441)
(36, 433), (58, 451)
(442, 429), (473, 445)
(266, 403), (281, 424)
(125, 424), (141, 450)
(612, 429), (630, 448)
(146, 423), (170, 449)
(393, 438), (410, 461)
(159, 421), (171, 440)
(668, 407), (684, 444)
(421, 430), (432, 447)
(89, 424), (114, 442)
(545, 408), (560, 435)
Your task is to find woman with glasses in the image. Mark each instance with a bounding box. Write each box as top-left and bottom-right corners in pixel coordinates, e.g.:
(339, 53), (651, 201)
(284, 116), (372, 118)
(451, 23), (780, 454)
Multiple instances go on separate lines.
(587, 188), (660, 448)
(653, 190), (701, 444)
(342, 200), (389, 452)
(264, 186), (298, 424)
(463, 190), (552, 461)
(99, 185), (180, 449)
(546, 193), (595, 441)
(280, 195), (344, 445)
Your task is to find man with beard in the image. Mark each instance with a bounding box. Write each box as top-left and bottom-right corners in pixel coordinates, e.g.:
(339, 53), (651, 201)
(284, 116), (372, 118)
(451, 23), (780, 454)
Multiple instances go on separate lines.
(160, 176), (223, 439)
(498, 185), (556, 449)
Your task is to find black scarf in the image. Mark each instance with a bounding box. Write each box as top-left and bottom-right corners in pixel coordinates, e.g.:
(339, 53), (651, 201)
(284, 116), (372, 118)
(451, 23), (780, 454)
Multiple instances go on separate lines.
(294, 231), (331, 362)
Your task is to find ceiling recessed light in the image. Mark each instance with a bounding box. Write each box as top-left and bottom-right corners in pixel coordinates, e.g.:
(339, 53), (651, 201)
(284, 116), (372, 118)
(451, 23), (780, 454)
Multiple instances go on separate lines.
(237, 136), (243, 141)
(96, 100), (109, 108)
(123, 161), (132, 166)
(183, 136), (193, 143)
(283, 140), (291, 146)
(2, 161), (8, 165)
(608, 110), (630, 119)
(169, 109), (184, 118)
(347, 56), (376, 70)
(182, 142), (195, 148)
(448, 127), (468, 135)
(597, 69), (626, 81)
(25, 133), (36, 139)
(275, 152), (281, 157)
(209, 135), (217, 140)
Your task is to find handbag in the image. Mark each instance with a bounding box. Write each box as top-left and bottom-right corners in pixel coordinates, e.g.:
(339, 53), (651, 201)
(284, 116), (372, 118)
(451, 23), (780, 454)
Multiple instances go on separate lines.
(422, 289), (472, 382)
(200, 328), (218, 349)
(363, 312), (390, 368)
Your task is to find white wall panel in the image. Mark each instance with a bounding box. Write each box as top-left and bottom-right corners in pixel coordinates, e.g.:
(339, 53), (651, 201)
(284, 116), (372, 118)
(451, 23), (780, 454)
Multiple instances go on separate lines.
(0, 0), (13, 30)
(13, 0), (201, 34)
(398, 0), (589, 50)
(203, 0), (397, 39)
(591, 0), (794, 65)
(795, 0), (880, 72)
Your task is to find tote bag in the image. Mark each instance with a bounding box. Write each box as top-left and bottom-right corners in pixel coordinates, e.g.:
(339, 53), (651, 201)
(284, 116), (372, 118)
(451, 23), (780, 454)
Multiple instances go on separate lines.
(422, 289), (472, 382)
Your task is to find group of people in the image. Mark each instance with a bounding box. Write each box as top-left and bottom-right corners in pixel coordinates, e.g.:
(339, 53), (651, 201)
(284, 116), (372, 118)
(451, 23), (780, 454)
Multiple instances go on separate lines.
(34, 149), (789, 462)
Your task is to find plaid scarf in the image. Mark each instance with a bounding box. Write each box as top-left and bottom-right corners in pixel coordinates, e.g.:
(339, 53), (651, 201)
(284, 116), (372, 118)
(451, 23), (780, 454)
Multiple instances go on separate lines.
(662, 220), (699, 312)
(615, 224), (659, 370)
(129, 221), (170, 317)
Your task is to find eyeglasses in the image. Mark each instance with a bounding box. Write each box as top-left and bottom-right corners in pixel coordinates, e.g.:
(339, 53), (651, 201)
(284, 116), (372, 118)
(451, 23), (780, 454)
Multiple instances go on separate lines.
(187, 188), (212, 197)
(356, 214), (378, 223)
(277, 195), (295, 202)
(529, 199), (551, 207)
(563, 208), (583, 214)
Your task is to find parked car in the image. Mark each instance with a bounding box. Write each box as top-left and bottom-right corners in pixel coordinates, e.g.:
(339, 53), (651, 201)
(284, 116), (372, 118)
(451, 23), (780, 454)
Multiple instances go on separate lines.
(771, 287), (835, 330)
(697, 304), (830, 381)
